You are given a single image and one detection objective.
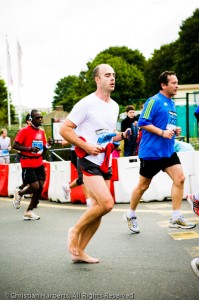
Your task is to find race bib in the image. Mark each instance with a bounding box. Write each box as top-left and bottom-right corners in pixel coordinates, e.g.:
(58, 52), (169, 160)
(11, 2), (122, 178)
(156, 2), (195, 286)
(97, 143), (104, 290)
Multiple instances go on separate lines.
(0, 149), (9, 156)
(166, 111), (177, 131)
(32, 140), (43, 154)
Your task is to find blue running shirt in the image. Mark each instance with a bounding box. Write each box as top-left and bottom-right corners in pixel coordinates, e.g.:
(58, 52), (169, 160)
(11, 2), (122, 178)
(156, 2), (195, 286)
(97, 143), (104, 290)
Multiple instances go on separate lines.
(138, 92), (177, 159)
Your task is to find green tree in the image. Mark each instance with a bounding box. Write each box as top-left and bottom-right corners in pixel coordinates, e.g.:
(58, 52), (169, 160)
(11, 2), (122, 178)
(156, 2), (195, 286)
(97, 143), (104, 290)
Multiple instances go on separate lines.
(100, 46), (146, 71)
(144, 9), (199, 94)
(175, 8), (199, 83)
(144, 42), (178, 96)
(53, 7), (199, 112)
(53, 75), (87, 112)
(85, 52), (146, 106)
(0, 78), (15, 126)
(53, 46), (146, 110)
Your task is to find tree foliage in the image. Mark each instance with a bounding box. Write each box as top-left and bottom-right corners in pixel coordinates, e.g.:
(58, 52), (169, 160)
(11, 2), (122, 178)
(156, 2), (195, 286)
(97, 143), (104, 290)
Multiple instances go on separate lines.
(99, 46), (146, 71)
(53, 47), (146, 110)
(144, 42), (178, 96)
(145, 8), (199, 92)
(52, 9), (199, 111)
(53, 75), (87, 112)
(85, 52), (146, 106)
(175, 8), (199, 83)
(0, 79), (15, 126)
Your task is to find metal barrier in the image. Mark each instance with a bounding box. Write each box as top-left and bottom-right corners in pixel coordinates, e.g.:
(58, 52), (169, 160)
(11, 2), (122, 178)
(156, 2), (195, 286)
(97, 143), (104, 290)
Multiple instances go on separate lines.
(49, 147), (71, 161)
(0, 148), (72, 164)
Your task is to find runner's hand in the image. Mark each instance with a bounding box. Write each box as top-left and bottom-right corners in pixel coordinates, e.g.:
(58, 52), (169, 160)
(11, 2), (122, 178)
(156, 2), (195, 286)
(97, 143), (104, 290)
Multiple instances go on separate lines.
(31, 146), (40, 153)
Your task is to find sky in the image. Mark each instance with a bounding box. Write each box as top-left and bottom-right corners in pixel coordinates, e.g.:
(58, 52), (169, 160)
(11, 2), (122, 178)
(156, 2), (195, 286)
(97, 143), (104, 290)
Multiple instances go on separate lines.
(0, 0), (198, 110)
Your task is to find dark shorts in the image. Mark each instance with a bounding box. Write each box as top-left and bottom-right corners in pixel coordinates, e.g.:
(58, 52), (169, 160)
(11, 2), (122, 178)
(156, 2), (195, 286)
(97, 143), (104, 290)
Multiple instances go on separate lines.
(70, 150), (77, 169)
(79, 157), (112, 180)
(22, 165), (46, 185)
(70, 150), (83, 185)
(140, 152), (181, 179)
(75, 157), (83, 185)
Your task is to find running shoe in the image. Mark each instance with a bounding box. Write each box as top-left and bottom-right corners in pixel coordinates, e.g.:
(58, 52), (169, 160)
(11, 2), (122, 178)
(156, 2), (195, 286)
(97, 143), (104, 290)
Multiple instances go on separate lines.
(13, 188), (22, 209)
(169, 215), (196, 229)
(62, 183), (71, 199)
(23, 210), (40, 220)
(191, 258), (199, 279)
(123, 213), (140, 233)
(186, 194), (199, 217)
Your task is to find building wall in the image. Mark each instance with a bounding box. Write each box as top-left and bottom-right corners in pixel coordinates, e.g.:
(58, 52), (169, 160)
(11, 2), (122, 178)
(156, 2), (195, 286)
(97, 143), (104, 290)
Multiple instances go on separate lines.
(174, 84), (199, 104)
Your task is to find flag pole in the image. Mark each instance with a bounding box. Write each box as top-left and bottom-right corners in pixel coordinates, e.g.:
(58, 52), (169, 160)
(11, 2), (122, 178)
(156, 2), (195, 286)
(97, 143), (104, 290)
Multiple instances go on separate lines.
(17, 40), (22, 129)
(18, 84), (22, 129)
(7, 85), (11, 130)
(5, 35), (12, 129)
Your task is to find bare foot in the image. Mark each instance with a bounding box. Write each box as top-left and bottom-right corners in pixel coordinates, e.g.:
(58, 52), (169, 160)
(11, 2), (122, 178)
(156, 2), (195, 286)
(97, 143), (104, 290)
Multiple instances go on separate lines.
(67, 227), (79, 256)
(71, 253), (99, 264)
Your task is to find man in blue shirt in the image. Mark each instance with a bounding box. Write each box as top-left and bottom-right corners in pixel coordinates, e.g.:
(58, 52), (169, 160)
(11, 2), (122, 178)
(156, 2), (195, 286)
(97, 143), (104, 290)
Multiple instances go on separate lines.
(194, 106), (199, 123)
(124, 71), (196, 233)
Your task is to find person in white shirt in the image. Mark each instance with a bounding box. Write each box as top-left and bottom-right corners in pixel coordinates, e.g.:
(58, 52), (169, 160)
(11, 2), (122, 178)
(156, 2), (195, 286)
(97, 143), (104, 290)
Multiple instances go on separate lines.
(60, 64), (128, 263)
(0, 128), (11, 164)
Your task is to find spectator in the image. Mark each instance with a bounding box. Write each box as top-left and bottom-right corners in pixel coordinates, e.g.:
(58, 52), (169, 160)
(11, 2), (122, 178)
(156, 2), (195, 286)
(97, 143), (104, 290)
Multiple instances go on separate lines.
(195, 106), (199, 138)
(121, 105), (138, 156)
(112, 141), (121, 158)
(194, 106), (199, 123)
(0, 128), (11, 164)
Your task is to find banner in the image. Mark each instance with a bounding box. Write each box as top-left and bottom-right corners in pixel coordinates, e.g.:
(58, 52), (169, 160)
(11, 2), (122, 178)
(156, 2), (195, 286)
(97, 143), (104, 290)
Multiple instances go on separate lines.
(17, 40), (23, 86)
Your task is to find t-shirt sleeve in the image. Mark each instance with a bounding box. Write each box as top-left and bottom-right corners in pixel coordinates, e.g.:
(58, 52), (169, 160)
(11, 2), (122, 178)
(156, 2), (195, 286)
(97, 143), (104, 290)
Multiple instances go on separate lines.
(138, 98), (157, 127)
(67, 99), (87, 126)
(14, 128), (25, 144)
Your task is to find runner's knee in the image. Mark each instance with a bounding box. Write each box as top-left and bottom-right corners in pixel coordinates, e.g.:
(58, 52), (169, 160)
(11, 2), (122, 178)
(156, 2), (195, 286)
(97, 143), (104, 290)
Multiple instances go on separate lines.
(174, 174), (185, 186)
(30, 182), (40, 192)
(102, 198), (114, 213)
(139, 182), (150, 193)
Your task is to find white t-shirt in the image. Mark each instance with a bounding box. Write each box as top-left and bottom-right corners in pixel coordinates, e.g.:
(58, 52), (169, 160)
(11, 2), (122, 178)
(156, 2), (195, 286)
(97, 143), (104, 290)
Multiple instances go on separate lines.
(67, 93), (119, 166)
(0, 136), (11, 156)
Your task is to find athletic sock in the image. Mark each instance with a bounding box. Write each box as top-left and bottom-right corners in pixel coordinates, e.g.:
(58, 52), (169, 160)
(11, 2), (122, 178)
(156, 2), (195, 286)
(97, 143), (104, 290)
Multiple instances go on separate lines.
(194, 191), (199, 201)
(127, 209), (136, 218)
(172, 210), (181, 220)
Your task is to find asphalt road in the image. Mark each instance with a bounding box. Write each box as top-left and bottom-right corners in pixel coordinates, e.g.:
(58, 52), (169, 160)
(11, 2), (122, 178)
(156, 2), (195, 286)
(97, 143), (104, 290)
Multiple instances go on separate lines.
(0, 197), (199, 300)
